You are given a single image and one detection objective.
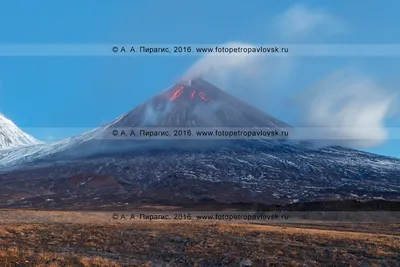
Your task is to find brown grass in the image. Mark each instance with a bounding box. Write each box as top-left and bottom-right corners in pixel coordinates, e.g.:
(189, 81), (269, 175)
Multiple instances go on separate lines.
(0, 210), (398, 266)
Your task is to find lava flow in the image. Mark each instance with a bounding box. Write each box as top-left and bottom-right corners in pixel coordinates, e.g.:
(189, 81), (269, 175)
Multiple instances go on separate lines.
(198, 91), (213, 102)
(169, 86), (214, 103)
(170, 86), (184, 101)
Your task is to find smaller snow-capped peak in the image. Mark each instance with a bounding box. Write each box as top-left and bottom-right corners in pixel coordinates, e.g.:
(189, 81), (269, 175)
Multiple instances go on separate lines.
(0, 113), (41, 150)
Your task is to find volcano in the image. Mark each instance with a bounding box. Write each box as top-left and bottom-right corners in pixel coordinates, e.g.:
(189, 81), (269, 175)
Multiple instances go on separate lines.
(102, 78), (290, 128)
(0, 78), (290, 163)
(0, 78), (399, 209)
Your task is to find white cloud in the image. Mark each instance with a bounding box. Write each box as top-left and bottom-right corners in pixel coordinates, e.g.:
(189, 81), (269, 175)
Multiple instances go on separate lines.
(274, 4), (346, 39)
(178, 6), (399, 151)
(182, 4), (344, 98)
(294, 66), (397, 148)
(179, 5), (345, 111)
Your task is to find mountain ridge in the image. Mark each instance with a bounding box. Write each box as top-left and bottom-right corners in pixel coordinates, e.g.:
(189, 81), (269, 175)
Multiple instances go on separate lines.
(0, 78), (399, 208)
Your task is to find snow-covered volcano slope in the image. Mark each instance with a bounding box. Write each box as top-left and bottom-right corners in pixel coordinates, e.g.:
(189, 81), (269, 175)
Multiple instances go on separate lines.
(0, 78), (399, 176)
(0, 78), (291, 168)
(0, 113), (41, 150)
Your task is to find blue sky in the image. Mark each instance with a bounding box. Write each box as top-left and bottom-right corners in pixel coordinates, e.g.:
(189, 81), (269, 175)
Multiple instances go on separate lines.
(0, 0), (399, 157)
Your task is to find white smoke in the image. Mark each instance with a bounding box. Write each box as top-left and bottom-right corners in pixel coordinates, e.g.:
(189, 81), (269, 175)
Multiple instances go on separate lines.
(192, 101), (222, 119)
(181, 42), (294, 106)
(177, 5), (397, 150)
(294, 66), (397, 148)
(141, 103), (159, 125)
(140, 101), (173, 126)
(183, 42), (264, 85)
(181, 45), (398, 149)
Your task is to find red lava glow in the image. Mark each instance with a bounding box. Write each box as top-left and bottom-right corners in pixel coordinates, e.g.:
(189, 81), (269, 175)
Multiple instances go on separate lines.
(169, 86), (214, 102)
(198, 92), (208, 102)
(170, 86), (184, 101)
(198, 91), (214, 102)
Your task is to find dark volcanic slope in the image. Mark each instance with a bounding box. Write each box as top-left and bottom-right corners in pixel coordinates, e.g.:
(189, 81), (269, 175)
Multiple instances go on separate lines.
(0, 78), (291, 165)
(109, 78), (290, 127)
(0, 78), (399, 208)
(1, 144), (399, 208)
